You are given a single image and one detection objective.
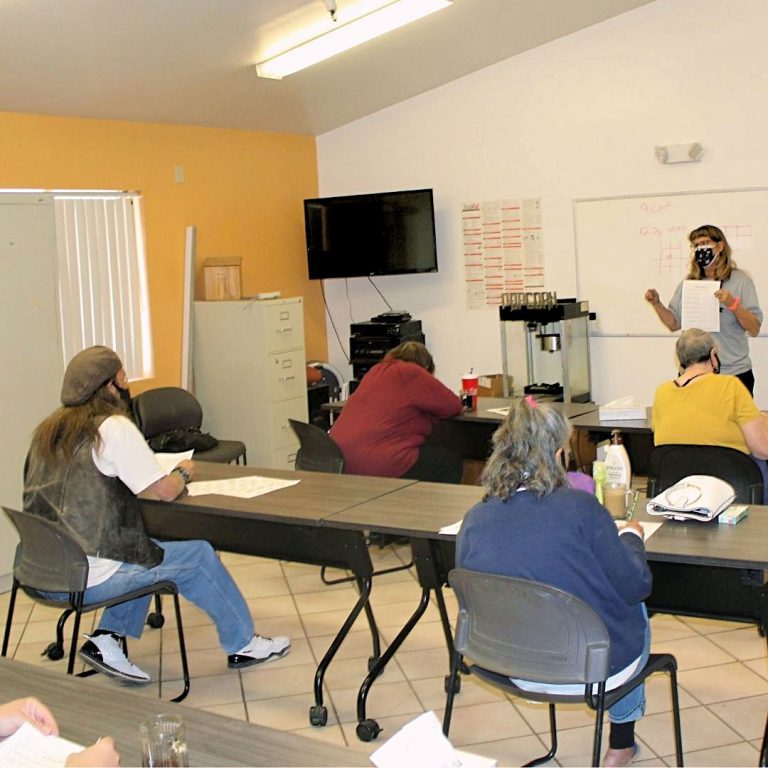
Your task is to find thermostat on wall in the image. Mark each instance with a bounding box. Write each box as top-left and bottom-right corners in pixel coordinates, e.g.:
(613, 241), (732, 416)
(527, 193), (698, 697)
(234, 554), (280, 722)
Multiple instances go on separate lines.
(256, 291), (281, 300)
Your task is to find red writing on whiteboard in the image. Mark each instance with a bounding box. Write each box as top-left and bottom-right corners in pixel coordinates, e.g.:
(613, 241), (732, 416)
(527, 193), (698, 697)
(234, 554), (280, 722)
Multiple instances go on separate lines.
(639, 202), (671, 214)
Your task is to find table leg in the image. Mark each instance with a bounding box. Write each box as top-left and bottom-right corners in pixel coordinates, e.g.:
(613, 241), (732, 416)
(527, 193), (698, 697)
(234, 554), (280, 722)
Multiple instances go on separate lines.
(355, 538), (456, 741)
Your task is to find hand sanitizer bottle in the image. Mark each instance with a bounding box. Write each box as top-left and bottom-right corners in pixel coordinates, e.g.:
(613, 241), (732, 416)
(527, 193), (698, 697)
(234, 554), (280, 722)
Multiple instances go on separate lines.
(605, 430), (632, 487)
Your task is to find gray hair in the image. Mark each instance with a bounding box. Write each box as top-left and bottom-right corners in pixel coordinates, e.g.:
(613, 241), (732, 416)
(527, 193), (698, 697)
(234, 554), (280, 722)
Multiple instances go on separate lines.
(676, 328), (715, 369)
(481, 399), (571, 501)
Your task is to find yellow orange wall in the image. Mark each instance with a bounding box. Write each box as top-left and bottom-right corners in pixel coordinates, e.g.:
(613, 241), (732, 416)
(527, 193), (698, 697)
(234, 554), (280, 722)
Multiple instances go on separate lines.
(0, 111), (326, 392)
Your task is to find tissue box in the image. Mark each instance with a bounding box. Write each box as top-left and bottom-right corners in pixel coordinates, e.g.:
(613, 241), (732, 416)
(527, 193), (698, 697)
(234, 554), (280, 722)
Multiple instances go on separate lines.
(718, 504), (749, 525)
(598, 397), (647, 421)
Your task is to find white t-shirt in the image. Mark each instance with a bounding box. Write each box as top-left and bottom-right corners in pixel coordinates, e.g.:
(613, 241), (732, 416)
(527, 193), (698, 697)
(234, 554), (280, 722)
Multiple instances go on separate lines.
(86, 415), (166, 587)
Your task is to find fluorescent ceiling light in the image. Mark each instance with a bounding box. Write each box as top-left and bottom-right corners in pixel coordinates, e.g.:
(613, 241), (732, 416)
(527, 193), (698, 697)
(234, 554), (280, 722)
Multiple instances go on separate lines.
(256, 0), (452, 80)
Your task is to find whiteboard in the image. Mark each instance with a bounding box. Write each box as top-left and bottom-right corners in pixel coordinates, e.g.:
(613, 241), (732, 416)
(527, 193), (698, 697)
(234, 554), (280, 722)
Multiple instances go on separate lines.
(574, 189), (768, 336)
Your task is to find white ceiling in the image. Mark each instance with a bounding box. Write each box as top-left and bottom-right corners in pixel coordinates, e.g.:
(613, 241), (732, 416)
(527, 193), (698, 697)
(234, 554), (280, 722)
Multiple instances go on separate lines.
(0, 0), (655, 136)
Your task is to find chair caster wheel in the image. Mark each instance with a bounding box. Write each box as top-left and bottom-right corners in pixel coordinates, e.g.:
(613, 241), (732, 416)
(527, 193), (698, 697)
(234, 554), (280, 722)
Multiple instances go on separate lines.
(309, 705), (328, 727)
(444, 674), (461, 694)
(43, 642), (64, 661)
(368, 656), (379, 673)
(146, 612), (165, 629)
(356, 719), (382, 742)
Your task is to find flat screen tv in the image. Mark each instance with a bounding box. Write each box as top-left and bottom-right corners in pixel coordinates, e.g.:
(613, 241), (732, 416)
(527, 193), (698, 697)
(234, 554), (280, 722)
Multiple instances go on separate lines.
(304, 188), (438, 280)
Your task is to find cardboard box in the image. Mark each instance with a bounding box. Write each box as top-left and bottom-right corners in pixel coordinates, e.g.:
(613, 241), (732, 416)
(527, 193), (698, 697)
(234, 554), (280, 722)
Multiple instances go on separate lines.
(477, 373), (514, 398)
(203, 257), (242, 301)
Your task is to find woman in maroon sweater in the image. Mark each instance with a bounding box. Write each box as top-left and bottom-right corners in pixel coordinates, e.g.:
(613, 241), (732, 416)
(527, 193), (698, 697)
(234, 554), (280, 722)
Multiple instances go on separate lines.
(330, 342), (463, 483)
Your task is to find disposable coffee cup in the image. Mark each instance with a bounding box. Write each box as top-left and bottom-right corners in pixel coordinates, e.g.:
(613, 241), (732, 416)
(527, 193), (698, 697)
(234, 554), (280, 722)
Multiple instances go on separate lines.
(139, 714), (189, 767)
(603, 483), (632, 519)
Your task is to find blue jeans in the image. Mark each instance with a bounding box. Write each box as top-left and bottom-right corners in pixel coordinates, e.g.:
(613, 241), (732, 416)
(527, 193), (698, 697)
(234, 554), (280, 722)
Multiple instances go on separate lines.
(42, 540), (254, 654)
(608, 604), (651, 724)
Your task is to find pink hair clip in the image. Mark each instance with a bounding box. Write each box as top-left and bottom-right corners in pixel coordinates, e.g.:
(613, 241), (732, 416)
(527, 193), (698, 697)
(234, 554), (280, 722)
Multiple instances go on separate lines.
(525, 394), (539, 408)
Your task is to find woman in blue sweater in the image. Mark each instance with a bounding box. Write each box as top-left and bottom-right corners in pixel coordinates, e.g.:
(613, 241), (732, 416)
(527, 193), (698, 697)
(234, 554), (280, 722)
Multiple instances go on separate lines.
(456, 399), (650, 767)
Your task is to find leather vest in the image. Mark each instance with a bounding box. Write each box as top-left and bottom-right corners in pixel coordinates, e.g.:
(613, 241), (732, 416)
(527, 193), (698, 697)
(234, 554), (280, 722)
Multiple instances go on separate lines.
(23, 435), (163, 569)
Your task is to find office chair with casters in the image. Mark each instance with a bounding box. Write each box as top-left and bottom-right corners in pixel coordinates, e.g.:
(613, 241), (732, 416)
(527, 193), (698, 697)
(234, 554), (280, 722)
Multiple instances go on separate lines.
(131, 386), (246, 465)
(442, 569), (683, 767)
(647, 443), (764, 503)
(288, 419), (414, 583)
(1, 507), (190, 702)
(289, 418), (345, 473)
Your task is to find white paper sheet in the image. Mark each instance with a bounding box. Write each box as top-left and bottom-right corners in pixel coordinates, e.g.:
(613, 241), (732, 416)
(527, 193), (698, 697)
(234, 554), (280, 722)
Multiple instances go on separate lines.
(616, 520), (662, 540)
(439, 520), (463, 535)
(185, 475), (300, 498)
(0, 721), (84, 768)
(487, 407), (510, 416)
(681, 279), (720, 332)
(370, 711), (496, 768)
(155, 450), (194, 474)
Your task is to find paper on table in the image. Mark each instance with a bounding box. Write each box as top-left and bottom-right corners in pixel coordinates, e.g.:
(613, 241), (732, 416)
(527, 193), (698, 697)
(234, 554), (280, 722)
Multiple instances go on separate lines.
(617, 520), (662, 540)
(186, 475), (300, 498)
(155, 450), (194, 475)
(370, 711), (496, 768)
(681, 279), (720, 332)
(0, 721), (84, 768)
(487, 407), (510, 416)
(439, 520), (463, 535)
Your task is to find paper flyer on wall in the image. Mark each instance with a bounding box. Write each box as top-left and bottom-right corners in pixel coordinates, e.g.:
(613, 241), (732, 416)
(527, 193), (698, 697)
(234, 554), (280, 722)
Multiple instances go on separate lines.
(462, 197), (544, 310)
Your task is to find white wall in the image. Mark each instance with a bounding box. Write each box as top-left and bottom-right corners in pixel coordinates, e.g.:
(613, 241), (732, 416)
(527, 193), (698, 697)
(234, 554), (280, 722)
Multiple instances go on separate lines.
(315, 0), (768, 407)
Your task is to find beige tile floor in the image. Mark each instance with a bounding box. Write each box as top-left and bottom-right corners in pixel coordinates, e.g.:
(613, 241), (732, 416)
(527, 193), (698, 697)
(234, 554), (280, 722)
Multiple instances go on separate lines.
(2, 544), (766, 767)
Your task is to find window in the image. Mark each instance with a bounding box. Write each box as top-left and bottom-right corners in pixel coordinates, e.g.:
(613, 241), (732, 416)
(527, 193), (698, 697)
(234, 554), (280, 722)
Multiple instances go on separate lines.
(54, 193), (154, 380)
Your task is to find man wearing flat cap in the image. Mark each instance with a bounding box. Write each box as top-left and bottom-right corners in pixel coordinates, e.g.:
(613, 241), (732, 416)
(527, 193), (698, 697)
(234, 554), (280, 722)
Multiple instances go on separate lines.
(23, 346), (290, 684)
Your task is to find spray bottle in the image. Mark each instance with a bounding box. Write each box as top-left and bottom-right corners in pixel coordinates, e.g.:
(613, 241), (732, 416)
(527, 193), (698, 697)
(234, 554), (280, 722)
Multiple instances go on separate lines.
(605, 429), (632, 488)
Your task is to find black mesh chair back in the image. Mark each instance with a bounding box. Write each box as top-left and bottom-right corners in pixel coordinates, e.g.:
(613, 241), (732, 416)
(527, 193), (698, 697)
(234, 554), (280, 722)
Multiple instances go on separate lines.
(443, 569), (683, 767)
(1, 507), (190, 702)
(647, 443), (763, 503)
(289, 419), (345, 474)
(132, 386), (246, 464)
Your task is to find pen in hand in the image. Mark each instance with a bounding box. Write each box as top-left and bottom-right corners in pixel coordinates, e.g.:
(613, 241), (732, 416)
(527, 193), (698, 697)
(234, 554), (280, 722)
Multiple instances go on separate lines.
(626, 491), (640, 521)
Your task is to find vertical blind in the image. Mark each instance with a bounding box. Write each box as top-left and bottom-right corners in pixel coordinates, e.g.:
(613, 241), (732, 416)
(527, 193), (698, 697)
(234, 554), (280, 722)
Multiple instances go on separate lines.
(54, 194), (153, 380)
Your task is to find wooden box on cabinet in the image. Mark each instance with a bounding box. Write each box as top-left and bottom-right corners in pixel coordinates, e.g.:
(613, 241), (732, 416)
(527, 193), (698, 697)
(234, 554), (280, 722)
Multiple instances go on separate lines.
(202, 257), (242, 301)
(193, 297), (308, 469)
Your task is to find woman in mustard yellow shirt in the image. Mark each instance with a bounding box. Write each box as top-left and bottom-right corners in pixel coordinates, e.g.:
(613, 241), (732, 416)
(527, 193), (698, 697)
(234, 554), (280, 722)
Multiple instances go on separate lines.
(652, 330), (768, 489)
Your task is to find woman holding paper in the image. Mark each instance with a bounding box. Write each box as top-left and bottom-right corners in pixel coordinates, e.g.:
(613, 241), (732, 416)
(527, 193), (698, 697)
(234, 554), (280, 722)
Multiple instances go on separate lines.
(456, 399), (649, 767)
(0, 697), (119, 766)
(644, 224), (762, 394)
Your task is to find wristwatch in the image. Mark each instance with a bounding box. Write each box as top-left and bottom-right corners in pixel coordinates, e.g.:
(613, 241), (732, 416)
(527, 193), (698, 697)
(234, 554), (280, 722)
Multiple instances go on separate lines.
(173, 466), (191, 484)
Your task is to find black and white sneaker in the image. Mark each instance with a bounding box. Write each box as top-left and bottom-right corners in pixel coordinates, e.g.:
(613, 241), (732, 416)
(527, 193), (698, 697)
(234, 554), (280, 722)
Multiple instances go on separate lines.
(228, 635), (291, 669)
(78, 632), (151, 683)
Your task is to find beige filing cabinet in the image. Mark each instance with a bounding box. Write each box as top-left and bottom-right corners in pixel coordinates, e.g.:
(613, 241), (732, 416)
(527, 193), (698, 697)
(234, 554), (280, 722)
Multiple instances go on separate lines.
(193, 298), (308, 469)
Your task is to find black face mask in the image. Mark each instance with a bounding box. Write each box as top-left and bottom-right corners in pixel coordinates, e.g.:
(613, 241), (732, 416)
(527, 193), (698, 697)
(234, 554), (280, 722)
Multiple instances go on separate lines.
(558, 450), (569, 472)
(694, 246), (716, 270)
(112, 380), (132, 408)
(712, 351), (721, 374)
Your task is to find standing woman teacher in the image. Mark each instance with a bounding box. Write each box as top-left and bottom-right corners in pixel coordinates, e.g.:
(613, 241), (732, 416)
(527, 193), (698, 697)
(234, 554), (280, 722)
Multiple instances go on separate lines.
(644, 224), (762, 394)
